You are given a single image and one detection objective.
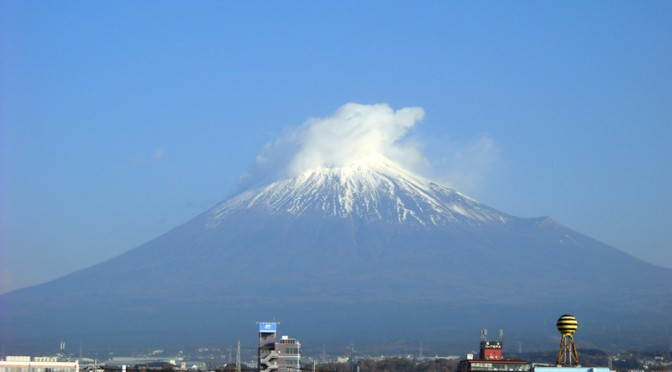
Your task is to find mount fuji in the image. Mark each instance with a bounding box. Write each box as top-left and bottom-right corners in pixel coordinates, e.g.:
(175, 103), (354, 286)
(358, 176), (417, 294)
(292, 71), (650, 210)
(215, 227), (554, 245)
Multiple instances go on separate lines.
(2, 157), (671, 354)
(1, 103), (671, 354)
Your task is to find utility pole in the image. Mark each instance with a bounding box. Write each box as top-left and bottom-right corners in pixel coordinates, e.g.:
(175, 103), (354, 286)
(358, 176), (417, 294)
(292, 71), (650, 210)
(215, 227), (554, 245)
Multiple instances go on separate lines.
(236, 339), (241, 372)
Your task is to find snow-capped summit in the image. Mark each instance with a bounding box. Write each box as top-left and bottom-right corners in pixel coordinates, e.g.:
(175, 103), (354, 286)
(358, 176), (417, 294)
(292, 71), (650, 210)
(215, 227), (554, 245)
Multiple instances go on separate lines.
(210, 159), (508, 226)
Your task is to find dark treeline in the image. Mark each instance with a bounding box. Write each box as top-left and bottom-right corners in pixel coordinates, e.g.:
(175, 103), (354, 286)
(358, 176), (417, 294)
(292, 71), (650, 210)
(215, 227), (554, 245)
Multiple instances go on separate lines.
(508, 349), (672, 371)
(306, 358), (457, 372)
(214, 358), (457, 372)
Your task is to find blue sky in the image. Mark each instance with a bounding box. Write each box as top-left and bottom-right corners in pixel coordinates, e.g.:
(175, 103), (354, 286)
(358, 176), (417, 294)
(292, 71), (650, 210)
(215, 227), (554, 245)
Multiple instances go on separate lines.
(1, 1), (671, 294)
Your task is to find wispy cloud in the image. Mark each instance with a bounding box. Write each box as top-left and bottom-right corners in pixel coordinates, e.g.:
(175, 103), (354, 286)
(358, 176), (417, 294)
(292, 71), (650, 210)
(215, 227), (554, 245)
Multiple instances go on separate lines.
(0, 271), (17, 295)
(152, 148), (165, 161)
(428, 135), (500, 194)
(128, 147), (166, 167)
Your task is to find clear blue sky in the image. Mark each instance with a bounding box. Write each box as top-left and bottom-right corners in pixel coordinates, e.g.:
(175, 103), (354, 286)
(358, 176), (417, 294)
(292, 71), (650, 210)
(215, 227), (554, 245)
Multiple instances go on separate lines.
(1, 1), (671, 294)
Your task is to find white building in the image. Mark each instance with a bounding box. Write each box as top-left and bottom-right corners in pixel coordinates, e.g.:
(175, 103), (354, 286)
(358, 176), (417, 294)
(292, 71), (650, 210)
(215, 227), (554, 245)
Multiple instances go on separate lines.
(0, 357), (79, 372)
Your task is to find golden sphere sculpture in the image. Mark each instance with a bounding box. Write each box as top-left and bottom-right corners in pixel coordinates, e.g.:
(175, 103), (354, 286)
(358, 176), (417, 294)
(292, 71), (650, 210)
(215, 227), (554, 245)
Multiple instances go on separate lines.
(556, 314), (578, 336)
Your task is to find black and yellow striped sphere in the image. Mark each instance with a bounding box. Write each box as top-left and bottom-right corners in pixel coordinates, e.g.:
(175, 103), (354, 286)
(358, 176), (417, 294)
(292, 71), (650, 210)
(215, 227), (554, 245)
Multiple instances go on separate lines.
(556, 314), (578, 336)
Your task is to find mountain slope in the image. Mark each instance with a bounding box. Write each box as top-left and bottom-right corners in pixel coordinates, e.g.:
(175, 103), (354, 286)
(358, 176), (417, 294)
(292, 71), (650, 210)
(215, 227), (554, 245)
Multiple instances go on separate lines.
(1, 162), (671, 354)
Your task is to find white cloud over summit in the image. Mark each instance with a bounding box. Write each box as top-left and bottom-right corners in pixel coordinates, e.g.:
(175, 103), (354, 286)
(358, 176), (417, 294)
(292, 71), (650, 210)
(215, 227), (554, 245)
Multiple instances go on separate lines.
(288, 103), (426, 174)
(246, 103), (427, 185)
(243, 102), (498, 195)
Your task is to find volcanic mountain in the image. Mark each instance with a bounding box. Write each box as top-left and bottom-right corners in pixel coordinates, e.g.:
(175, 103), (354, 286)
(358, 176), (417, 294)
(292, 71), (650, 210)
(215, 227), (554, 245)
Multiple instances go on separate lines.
(2, 159), (671, 354)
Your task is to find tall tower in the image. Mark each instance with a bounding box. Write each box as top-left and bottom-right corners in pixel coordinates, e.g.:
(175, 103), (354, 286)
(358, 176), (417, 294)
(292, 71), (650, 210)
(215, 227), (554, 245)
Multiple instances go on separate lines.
(258, 322), (279, 372)
(556, 314), (580, 366)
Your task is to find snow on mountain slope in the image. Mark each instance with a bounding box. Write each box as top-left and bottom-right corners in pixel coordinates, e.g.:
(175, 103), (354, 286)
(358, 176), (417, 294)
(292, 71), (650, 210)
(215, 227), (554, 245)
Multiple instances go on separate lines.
(209, 159), (509, 226)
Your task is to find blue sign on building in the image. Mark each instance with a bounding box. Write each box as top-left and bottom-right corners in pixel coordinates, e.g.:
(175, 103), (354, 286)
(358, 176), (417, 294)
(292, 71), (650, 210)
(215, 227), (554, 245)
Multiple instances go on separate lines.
(259, 322), (277, 333)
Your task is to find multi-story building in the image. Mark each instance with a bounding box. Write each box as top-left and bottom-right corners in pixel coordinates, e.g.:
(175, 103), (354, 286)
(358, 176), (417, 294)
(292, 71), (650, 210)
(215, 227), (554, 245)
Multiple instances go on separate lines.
(276, 335), (301, 372)
(257, 322), (302, 372)
(0, 356), (79, 372)
(258, 322), (279, 372)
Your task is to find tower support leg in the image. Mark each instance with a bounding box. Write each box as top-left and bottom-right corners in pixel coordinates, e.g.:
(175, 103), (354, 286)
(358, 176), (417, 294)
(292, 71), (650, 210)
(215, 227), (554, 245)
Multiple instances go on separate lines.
(556, 335), (580, 366)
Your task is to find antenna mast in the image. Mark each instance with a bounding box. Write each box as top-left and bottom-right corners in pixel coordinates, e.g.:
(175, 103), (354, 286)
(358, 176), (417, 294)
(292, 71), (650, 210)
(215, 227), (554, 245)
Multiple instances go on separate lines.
(236, 339), (241, 372)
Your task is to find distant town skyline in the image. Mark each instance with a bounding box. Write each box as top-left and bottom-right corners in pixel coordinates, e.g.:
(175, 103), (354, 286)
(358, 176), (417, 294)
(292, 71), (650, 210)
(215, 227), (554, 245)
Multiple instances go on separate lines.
(1, 1), (671, 294)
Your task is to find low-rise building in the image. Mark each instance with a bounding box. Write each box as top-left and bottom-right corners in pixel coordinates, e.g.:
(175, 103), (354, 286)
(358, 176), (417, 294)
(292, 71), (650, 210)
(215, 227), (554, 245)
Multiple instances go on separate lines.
(276, 335), (301, 372)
